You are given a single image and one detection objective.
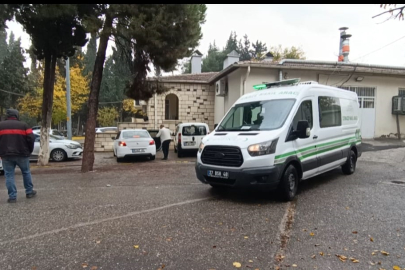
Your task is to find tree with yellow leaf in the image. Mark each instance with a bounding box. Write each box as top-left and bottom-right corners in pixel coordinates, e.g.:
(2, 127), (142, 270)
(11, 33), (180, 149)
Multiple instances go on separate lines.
(18, 57), (90, 125)
(122, 98), (145, 118)
(97, 106), (119, 127)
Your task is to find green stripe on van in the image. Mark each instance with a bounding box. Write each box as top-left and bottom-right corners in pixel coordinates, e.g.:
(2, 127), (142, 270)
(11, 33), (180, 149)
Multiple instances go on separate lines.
(275, 136), (361, 162)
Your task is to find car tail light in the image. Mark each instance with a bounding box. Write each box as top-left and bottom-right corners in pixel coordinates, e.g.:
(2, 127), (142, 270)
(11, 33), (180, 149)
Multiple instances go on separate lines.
(118, 141), (126, 147)
(178, 133), (181, 144)
(149, 140), (155, 145)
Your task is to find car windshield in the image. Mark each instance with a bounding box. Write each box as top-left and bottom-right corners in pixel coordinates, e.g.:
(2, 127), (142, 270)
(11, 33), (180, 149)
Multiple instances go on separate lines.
(122, 130), (150, 139)
(217, 99), (296, 131)
(182, 125), (207, 136)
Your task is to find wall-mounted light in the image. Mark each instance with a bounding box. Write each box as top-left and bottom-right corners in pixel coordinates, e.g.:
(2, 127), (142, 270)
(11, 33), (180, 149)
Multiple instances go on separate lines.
(355, 76), (364, 82)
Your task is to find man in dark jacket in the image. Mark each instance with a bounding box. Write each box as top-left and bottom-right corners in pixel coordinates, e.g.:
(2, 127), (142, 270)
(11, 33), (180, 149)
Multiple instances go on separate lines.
(0, 109), (36, 203)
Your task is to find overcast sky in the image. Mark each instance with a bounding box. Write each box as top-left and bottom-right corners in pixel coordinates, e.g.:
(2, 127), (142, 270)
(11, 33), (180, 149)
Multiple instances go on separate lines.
(5, 4), (405, 76)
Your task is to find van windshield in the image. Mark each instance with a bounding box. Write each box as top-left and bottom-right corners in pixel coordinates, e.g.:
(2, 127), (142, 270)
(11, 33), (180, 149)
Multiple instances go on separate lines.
(217, 99), (296, 131)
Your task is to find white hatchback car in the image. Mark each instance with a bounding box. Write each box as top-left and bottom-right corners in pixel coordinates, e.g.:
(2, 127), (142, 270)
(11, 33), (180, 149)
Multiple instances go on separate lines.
(112, 129), (156, 162)
(32, 133), (83, 162)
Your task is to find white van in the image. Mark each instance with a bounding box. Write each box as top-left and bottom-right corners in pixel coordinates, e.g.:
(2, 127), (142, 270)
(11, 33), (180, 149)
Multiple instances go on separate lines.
(173, 123), (210, 157)
(195, 79), (362, 201)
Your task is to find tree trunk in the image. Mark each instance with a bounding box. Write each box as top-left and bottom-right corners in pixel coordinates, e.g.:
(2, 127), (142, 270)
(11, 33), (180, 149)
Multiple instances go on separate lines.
(37, 54), (57, 166)
(81, 13), (113, 173)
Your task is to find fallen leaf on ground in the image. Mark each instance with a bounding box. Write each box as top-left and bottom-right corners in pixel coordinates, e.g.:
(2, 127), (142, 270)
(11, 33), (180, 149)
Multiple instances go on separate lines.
(310, 232), (315, 236)
(372, 251), (377, 255)
(369, 261), (375, 265)
(82, 263), (88, 268)
(314, 244), (320, 247)
(380, 250), (389, 256)
(350, 257), (359, 263)
(311, 255), (316, 259)
(90, 267), (98, 270)
(233, 262), (242, 268)
(393, 266), (401, 270)
(248, 260), (253, 263)
(292, 264), (297, 267)
(346, 206), (350, 210)
(319, 252), (324, 256)
(213, 246), (216, 248)
(244, 236), (249, 239)
(369, 235), (374, 242)
(352, 231), (358, 234)
(303, 229), (307, 231)
(95, 240), (101, 244)
(335, 254), (347, 262)
(134, 245), (139, 249)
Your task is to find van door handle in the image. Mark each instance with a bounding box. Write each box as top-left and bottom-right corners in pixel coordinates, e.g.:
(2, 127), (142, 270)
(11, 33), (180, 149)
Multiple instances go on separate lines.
(313, 135), (318, 139)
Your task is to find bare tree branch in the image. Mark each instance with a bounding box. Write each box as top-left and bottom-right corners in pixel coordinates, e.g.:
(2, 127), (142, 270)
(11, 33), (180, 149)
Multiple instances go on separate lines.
(372, 5), (405, 20)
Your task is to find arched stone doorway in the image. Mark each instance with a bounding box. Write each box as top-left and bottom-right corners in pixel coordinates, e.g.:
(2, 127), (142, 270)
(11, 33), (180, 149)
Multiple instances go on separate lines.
(165, 94), (179, 120)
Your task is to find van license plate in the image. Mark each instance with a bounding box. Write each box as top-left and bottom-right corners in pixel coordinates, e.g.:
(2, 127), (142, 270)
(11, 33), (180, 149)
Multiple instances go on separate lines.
(207, 170), (229, 179)
(184, 142), (196, 146)
(132, 149), (145, 153)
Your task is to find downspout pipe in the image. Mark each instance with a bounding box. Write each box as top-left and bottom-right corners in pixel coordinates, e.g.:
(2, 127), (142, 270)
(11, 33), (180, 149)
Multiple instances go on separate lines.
(154, 93), (157, 129)
(279, 69), (283, 81)
(243, 65), (251, 95)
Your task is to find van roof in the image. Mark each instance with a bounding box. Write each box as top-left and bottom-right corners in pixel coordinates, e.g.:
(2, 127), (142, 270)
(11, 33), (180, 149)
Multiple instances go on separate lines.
(178, 123), (208, 126)
(236, 83), (358, 105)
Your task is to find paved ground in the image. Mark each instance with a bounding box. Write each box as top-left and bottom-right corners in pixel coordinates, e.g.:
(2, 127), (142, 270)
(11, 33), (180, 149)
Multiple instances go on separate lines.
(0, 140), (405, 269)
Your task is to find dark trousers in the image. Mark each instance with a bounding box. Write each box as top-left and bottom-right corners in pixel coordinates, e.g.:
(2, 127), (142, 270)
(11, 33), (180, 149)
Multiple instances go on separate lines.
(162, 140), (170, 159)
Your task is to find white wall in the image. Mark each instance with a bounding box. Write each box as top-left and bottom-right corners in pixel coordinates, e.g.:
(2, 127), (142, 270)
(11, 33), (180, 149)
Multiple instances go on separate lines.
(219, 67), (405, 138)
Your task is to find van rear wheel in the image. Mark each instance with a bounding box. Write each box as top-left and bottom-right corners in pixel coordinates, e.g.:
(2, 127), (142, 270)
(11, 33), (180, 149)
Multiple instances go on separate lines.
(342, 150), (357, 175)
(278, 164), (299, 201)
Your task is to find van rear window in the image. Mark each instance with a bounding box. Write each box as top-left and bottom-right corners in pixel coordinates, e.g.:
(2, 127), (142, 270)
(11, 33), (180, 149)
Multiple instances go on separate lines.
(182, 126), (207, 136)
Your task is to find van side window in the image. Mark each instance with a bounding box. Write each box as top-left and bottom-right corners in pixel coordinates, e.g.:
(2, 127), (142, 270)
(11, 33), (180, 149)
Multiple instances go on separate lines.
(318, 96), (342, 128)
(292, 100), (313, 130)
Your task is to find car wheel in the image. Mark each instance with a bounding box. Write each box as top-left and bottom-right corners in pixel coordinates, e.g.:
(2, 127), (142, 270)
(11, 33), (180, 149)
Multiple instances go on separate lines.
(150, 155), (155, 161)
(342, 150), (357, 175)
(51, 149), (67, 162)
(278, 164), (299, 201)
(177, 146), (183, 158)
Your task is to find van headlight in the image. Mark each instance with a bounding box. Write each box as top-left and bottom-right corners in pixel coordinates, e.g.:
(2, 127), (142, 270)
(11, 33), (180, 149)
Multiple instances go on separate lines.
(198, 142), (205, 153)
(247, 138), (278, 157)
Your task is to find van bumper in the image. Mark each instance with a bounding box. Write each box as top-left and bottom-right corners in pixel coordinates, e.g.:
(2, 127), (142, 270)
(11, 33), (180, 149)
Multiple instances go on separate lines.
(195, 162), (282, 189)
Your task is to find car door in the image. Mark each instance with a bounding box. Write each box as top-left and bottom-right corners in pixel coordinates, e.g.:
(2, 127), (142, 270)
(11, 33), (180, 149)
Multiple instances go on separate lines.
(315, 95), (345, 173)
(289, 97), (319, 179)
(113, 131), (121, 155)
(31, 134), (41, 159)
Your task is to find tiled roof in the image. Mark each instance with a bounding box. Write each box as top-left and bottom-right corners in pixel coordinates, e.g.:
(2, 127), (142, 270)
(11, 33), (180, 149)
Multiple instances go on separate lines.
(149, 72), (218, 83)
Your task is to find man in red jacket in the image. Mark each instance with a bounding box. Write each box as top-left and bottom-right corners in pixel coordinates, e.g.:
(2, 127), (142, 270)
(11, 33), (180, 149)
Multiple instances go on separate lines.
(0, 109), (36, 203)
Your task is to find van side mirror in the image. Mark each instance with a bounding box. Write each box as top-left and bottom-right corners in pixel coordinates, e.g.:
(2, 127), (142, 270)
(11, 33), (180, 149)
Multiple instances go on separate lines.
(296, 120), (310, 139)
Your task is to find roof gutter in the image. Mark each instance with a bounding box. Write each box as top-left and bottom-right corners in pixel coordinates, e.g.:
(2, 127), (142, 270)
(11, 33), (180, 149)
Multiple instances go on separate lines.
(278, 59), (405, 71)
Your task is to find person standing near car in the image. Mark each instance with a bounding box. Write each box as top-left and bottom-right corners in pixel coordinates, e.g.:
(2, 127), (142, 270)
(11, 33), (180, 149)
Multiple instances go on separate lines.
(0, 109), (36, 203)
(156, 124), (172, 160)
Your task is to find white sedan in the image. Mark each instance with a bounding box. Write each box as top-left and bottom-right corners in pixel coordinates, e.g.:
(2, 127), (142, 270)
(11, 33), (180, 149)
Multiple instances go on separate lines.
(112, 129), (156, 162)
(32, 133), (83, 162)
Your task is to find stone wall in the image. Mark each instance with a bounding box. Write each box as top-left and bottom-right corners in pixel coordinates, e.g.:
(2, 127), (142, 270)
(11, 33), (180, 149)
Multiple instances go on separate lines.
(144, 82), (216, 131)
(94, 131), (117, 152)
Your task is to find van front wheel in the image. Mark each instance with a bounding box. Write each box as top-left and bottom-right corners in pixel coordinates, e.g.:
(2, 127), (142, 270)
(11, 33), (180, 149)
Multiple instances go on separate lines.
(279, 165), (299, 201)
(342, 150), (356, 175)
